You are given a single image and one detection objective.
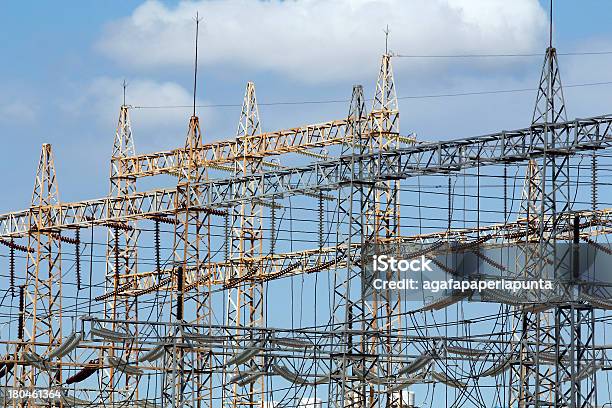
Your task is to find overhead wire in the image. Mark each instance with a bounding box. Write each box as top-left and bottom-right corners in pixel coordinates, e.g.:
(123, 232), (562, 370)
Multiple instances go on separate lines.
(131, 81), (612, 109)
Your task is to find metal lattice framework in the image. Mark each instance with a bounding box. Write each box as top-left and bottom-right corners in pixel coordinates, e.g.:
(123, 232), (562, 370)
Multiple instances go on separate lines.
(0, 114), (611, 239)
(1, 48), (612, 408)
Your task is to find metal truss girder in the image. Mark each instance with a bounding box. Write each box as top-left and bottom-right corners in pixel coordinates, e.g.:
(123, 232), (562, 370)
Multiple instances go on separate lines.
(99, 204), (612, 298)
(1, 115), (612, 238)
(116, 116), (415, 179)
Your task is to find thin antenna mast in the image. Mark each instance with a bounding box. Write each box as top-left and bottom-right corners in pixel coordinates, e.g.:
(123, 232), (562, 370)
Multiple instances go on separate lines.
(549, 0), (553, 49)
(384, 24), (390, 55)
(122, 79), (128, 106)
(192, 12), (203, 117)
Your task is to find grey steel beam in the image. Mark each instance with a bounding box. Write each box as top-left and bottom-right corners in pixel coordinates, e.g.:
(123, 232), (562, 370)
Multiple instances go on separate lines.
(0, 115), (611, 238)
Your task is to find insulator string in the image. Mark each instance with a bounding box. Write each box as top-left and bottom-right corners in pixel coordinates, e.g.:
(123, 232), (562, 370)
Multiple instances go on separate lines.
(75, 228), (81, 291)
(9, 240), (15, 297)
(155, 219), (161, 281)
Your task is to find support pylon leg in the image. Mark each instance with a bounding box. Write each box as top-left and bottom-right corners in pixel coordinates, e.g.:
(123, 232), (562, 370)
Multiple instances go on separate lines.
(102, 105), (140, 403)
(226, 82), (265, 408)
(18, 144), (64, 404)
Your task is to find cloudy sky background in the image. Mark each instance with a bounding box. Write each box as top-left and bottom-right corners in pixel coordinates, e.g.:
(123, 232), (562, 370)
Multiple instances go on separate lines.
(1, 0), (612, 208)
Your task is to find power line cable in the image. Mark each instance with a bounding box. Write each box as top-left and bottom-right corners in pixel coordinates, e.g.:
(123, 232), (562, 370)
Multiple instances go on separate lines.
(131, 80), (612, 109)
(394, 50), (612, 58)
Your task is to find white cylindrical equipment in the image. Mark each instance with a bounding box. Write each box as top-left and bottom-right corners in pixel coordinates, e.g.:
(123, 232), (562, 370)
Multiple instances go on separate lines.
(407, 390), (415, 407)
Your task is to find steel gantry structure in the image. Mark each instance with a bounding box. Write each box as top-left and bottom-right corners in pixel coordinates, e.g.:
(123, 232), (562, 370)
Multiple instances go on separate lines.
(2, 38), (612, 408)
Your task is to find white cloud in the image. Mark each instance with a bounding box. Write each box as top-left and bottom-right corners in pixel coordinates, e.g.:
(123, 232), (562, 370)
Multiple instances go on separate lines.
(97, 0), (547, 82)
(61, 77), (214, 152)
(84, 77), (201, 125)
(0, 99), (36, 122)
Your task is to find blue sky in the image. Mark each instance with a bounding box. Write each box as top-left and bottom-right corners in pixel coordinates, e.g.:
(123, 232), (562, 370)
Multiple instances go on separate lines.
(2, 0), (612, 210)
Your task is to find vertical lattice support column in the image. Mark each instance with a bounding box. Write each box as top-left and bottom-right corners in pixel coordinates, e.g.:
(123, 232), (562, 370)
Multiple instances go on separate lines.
(329, 85), (370, 408)
(19, 143), (64, 399)
(226, 82), (265, 408)
(555, 305), (596, 408)
(509, 160), (553, 407)
(367, 54), (402, 408)
(370, 54), (400, 146)
(519, 160), (543, 222)
(509, 44), (594, 407)
(509, 47), (565, 407)
(531, 46), (573, 408)
(163, 115), (212, 408)
(534, 51), (597, 408)
(102, 105), (141, 402)
(532, 46), (572, 289)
